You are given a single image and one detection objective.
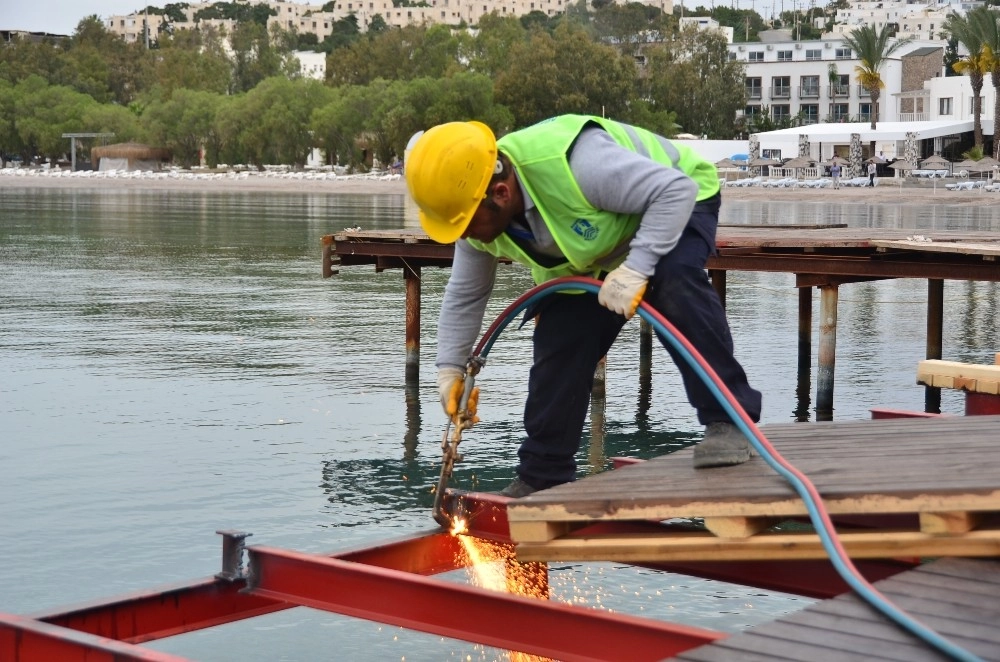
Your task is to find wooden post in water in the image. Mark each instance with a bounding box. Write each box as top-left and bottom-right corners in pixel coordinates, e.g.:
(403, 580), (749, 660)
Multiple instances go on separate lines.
(795, 285), (813, 422)
(816, 284), (839, 421)
(404, 264), (421, 383)
(925, 279), (943, 414)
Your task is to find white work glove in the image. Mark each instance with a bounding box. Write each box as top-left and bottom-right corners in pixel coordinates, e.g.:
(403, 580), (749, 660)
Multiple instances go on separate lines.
(437, 367), (479, 424)
(597, 264), (648, 320)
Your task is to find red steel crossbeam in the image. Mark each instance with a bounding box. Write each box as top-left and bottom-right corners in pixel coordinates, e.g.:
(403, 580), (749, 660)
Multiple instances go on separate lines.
(30, 530), (471, 645)
(0, 612), (186, 662)
(243, 544), (723, 662)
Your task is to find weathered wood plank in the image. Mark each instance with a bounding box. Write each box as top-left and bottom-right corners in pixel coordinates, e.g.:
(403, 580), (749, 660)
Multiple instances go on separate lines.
(512, 526), (1000, 562)
(666, 559), (1000, 662)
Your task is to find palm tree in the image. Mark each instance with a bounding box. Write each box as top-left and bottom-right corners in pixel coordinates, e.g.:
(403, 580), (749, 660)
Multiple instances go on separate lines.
(961, 7), (1000, 158)
(944, 10), (992, 150)
(841, 24), (913, 154)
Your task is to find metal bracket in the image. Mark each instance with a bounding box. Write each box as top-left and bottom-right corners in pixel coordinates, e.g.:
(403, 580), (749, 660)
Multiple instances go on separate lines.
(215, 529), (252, 581)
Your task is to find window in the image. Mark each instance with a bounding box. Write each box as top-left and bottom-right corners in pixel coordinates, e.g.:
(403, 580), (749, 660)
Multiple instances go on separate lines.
(749, 51), (764, 62)
(830, 103), (850, 121)
(745, 77), (762, 99)
(778, 50), (793, 62)
(772, 105), (791, 122)
(805, 49), (822, 61)
(940, 97), (953, 115)
(744, 104), (762, 119)
(835, 47), (852, 59)
(830, 74), (849, 97)
(771, 76), (790, 99)
(802, 104), (819, 124)
(800, 75), (820, 98)
(859, 103), (872, 121)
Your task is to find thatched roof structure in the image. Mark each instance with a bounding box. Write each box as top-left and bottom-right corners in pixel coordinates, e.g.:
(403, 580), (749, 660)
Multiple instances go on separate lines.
(91, 142), (172, 162)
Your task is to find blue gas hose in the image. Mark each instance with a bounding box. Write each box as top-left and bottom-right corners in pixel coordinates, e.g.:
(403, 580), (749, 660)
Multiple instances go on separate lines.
(471, 276), (981, 662)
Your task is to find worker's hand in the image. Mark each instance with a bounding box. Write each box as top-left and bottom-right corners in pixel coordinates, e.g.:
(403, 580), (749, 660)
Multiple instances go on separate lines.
(598, 264), (648, 319)
(437, 367), (480, 425)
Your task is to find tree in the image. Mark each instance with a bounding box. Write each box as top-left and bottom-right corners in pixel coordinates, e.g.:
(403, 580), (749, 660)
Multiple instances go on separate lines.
(327, 24), (461, 85)
(943, 10), (992, 149)
(841, 24), (913, 154)
(11, 75), (98, 164)
(152, 28), (231, 98)
(142, 88), (225, 167)
(957, 7), (1000, 157)
(461, 15), (527, 79)
(494, 22), (636, 127)
(642, 25), (746, 139)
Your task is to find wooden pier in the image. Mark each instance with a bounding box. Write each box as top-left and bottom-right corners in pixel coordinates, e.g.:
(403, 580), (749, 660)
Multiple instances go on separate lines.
(505, 415), (1000, 562)
(503, 413), (1000, 660)
(669, 557), (1000, 661)
(322, 227), (1000, 416)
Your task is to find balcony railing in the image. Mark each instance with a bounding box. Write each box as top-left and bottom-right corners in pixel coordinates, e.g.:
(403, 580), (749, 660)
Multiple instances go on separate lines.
(857, 85), (871, 98)
(897, 112), (928, 121)
(829, 84), (850, 98)
(799, 86), (820, 99)
(746, 88), (762, 100)
(770, 86), (791, 99)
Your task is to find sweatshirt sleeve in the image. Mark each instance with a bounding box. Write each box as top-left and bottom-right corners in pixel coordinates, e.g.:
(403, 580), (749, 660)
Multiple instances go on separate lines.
(435, 238), (498, 370)
(569, 126), (698, 277)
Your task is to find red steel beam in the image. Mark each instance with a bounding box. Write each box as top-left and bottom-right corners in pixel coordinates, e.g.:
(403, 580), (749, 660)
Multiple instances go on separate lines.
(243, 545), (723, 662)
(32, 531), (468, 643)
(0, 612), (186, 662)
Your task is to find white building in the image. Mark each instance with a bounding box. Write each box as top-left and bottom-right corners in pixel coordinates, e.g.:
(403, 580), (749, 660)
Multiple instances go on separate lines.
(825, 0), (974, 42)
(729, 37), (946, 128)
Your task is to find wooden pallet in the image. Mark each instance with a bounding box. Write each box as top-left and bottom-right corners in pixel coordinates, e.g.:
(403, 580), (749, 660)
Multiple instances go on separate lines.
(507, 416), (1000, 563)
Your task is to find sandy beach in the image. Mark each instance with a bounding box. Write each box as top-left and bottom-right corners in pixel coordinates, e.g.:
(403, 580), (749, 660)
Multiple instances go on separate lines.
(4, 169), (1000, 208)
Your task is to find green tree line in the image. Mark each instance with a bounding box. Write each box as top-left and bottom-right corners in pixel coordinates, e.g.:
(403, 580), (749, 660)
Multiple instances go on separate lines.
(1, 5), (754, 170)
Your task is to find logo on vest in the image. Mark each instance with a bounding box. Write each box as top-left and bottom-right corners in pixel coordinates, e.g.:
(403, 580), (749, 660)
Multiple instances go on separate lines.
(572, 218), (598, 240)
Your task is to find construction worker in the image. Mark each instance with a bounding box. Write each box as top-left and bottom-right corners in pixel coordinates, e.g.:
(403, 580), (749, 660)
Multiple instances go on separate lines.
(406, 115), (762, 498)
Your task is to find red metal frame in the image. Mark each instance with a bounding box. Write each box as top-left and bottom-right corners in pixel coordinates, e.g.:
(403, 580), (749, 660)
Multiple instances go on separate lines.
(3, 487), (917, 661)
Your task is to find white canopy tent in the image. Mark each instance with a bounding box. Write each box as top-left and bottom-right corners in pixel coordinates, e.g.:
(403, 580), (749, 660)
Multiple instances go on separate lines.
(754, 120), (978, 162)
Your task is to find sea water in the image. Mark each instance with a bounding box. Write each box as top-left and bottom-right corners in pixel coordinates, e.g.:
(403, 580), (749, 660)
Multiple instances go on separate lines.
(1, 186), (998, 660)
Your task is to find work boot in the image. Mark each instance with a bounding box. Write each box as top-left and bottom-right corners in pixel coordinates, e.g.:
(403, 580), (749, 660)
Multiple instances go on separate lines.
(693, 422), (753, 469)
(499, 477), (538, 498)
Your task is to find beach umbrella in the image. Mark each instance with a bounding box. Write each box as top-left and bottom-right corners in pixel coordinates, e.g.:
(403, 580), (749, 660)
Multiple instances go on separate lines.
(888, 160), (916, 170)
(748, 157), (782, 167)
(968, 156), (1000, 172)
(921, 154), (949, 167)
(829, 155), (849, 166)
(715, 157), (739, 168)
(783, 156), (814, 168)
(865, 156), (886, 164)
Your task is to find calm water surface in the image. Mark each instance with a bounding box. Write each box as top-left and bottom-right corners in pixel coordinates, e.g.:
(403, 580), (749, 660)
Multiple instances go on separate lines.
(2, 187), (998, 660)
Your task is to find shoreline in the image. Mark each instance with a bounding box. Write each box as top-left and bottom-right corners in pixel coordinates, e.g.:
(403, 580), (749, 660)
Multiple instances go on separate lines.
(4, 171), (1000, 207)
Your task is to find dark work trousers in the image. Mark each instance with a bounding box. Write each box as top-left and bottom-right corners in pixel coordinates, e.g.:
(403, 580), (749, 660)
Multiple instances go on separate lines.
(517, 194), (762, 489)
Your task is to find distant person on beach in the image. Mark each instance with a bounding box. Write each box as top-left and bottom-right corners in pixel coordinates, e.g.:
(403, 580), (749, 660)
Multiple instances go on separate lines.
(831, 163), (841, 189)
(867, 161), (877, 187)
(405, 115), (762, 498)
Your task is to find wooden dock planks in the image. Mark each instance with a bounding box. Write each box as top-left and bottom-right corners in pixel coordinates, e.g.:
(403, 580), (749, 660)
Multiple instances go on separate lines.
(507, 416), (1000, 563)
(666, 557), (1000, 662)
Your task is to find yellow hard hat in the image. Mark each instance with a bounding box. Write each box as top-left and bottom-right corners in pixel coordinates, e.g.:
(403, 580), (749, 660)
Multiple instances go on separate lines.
(406, 121), (497, 244)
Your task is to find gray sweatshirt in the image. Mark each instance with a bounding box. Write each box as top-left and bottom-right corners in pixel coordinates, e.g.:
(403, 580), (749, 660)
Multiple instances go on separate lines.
(436, 125), (700, 370)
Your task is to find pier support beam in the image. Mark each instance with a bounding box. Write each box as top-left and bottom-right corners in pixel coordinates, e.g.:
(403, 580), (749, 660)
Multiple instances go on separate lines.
(925, 279), (943, 414)
(404, 264), (421, 383)
(816, 284), (839, 421)
(795, 285), (813, 421)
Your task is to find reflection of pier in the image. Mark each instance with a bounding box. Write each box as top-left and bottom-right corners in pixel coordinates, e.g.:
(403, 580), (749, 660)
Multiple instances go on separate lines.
(322, 227), (1000, 419)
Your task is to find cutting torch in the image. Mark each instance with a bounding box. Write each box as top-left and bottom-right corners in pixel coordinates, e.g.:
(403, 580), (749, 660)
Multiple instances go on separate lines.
(431, 356), (483, 527)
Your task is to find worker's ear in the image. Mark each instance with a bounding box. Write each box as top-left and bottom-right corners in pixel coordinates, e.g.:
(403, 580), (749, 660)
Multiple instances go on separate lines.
(490, 181), (513, 206)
